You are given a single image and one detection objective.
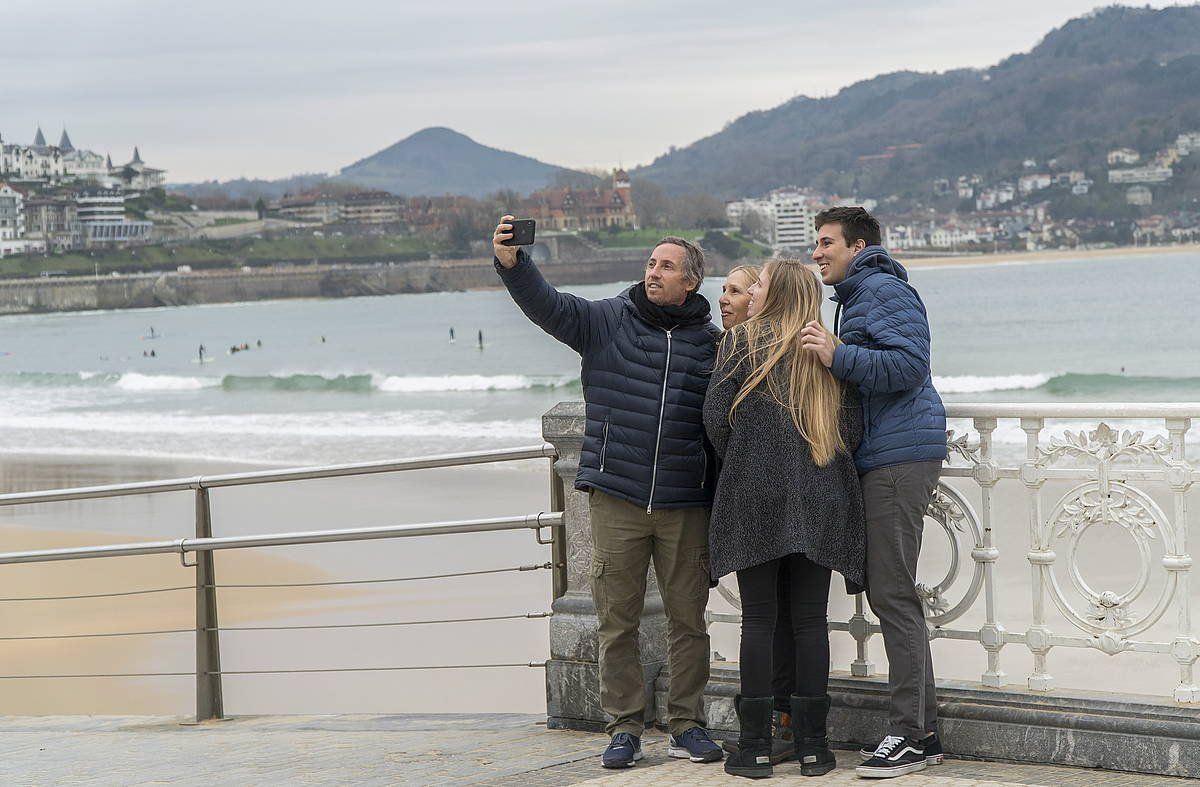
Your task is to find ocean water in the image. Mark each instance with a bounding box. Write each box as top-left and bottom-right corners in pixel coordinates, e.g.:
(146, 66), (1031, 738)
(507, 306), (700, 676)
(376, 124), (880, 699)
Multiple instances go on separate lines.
(0, 250), (1197, 466)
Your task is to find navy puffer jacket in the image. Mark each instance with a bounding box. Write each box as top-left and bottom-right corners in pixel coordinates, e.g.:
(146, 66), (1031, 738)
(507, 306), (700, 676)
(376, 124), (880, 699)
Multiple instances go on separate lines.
(831, 246), (947, 473)
(497, 250), (721, 510)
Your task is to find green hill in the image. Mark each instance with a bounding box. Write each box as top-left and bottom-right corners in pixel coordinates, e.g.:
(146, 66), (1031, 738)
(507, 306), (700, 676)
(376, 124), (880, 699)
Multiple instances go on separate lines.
(634, 5), (1200, 200)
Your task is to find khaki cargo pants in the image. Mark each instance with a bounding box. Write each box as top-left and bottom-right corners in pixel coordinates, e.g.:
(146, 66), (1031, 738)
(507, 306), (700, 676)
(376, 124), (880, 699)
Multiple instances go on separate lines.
(589, 489), (712, 737)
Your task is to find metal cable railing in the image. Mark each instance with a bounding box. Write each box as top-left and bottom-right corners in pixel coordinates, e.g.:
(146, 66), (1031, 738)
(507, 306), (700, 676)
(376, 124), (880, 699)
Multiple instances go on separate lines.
(0, 664), (550, 680)
(0, 561), (556, 602)
(0, 612), (555, 642)
(0, 444), (568, 720)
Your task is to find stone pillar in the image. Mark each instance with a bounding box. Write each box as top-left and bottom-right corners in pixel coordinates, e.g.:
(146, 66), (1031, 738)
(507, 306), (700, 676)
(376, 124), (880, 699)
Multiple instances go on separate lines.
(542, 401), (669, 731)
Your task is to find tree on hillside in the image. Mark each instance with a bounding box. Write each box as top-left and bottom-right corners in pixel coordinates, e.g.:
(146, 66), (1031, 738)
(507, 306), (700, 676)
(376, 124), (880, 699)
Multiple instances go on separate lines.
(631, 178), (670, 227)
(672, 193), (727, 229)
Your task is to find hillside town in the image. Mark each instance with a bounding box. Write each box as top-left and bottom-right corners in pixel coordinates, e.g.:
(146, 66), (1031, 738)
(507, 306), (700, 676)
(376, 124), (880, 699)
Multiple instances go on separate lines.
(0, 127), (166, 256)
(724, 133), (1200, 253)
(2, 120), (1200, 267)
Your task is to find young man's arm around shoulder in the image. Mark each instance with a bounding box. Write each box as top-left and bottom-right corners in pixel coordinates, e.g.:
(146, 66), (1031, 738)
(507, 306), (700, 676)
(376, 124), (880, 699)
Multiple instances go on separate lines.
(829, 282), (932, 393)
(493, 215), (617, 355)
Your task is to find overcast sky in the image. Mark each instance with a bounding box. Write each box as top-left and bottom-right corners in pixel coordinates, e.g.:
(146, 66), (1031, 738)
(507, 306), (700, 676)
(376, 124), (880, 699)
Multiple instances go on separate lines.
(0, 1), (1184, 183)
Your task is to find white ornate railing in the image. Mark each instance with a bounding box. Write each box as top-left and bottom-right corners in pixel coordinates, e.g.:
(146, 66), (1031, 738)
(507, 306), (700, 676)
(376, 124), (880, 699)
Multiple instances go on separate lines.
(713, 403), (1200, 703)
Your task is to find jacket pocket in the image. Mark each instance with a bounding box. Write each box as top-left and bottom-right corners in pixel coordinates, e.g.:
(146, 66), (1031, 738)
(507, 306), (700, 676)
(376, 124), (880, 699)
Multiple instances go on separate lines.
(699, 446), (708, 489)
(599, 419), (611, 472)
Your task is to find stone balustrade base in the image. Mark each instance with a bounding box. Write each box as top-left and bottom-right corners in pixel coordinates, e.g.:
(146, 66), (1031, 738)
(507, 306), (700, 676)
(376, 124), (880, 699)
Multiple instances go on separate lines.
(546, 661), (1200, 778)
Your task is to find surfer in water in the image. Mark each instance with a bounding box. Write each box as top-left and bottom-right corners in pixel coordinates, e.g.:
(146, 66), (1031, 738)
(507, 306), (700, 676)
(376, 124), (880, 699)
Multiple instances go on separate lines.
(198, 344), (206, 363)
(450, 327), (456, 343)
(477, 329), (484, 350)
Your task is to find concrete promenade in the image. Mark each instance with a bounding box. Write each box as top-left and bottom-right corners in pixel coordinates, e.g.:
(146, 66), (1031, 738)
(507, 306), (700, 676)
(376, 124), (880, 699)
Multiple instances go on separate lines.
(1, 713), (1193, 785)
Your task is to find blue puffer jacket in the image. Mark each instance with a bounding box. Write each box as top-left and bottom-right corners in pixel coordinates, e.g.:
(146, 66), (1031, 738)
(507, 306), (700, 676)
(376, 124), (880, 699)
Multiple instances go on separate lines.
(497, 250), (722, 511)
(830, 246), (947, 473)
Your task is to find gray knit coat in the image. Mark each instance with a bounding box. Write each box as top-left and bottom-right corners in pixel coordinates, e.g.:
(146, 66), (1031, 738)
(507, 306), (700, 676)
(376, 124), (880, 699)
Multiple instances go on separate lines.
(703, 334), (867, 590)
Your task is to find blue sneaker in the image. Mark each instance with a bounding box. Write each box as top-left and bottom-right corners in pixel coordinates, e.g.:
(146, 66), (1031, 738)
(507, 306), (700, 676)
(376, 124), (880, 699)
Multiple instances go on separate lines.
(601, 732), (643, 768)
(668, 726), (723, 763)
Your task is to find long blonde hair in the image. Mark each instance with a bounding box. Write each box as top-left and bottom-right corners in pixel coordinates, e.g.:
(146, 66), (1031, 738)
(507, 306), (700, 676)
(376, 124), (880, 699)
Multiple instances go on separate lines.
(719, 259), (846, 466)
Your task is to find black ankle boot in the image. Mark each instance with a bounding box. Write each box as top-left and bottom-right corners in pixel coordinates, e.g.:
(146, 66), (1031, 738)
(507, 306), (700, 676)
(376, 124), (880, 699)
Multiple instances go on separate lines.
(724, 695), (774, 779)
(791, 694), (836, 776)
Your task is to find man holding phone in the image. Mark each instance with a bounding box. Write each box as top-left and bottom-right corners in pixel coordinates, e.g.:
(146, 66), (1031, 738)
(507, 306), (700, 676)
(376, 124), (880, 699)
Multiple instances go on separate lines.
(493, 215), (723, 769)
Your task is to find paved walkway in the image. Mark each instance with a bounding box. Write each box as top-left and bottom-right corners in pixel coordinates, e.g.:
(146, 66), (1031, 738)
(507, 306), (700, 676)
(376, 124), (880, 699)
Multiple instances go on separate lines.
(0, 714), (1193, 785)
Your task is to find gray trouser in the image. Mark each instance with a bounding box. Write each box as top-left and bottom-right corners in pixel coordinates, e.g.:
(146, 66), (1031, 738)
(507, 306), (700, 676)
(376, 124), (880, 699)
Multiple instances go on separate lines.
(862, 460), (942, 739)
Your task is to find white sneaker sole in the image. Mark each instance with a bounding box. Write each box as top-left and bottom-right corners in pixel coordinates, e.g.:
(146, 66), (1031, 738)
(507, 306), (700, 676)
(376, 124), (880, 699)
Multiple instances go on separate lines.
(859, 750), (943, 764)
(601, 750), (643, 768)
(667, 745), (720, 762)
(856, 759), (928, 778)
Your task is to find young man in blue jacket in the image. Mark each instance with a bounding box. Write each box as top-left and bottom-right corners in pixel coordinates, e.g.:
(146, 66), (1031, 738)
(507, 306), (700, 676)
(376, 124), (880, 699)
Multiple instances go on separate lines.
(800, 206), (948, 779)
(493, 216), (723, 770)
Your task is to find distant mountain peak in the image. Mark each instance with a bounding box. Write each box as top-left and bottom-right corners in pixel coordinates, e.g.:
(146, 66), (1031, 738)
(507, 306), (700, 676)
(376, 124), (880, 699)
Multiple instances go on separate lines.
(338, 126), (574, 197)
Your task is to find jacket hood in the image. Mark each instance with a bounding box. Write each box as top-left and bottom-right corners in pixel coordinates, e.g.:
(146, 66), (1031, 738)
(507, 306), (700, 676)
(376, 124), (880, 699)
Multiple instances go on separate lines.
(833, 245), (908, 302)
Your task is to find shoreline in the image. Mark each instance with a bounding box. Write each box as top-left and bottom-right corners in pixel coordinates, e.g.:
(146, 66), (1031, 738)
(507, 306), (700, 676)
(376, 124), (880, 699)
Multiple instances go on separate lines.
(0, 242), (1195, 318)
(897, 242), (1200, 270)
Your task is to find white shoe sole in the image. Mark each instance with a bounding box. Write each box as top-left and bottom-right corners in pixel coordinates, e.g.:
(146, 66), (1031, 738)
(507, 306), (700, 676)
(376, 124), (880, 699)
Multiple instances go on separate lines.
(667, 745), (720, 762)
(601, 750), (643, 768)
(855, 759), (928, 778)
(859, 750), (943, 764)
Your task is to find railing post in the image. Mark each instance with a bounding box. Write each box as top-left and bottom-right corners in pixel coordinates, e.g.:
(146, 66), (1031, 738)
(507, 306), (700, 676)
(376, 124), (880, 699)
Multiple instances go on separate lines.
(194, 486), (224, 721)
(973, 416), (1006, 688)
(549, 463), (568, 601)
(1020, 416), (1054, 691)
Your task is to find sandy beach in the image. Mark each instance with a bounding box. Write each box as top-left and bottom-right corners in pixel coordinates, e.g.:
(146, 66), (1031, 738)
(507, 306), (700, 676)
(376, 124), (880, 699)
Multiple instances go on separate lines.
(898, 241), (1200, 270)
(3, 449), (1197, 718)
(0, 452), (554, 716)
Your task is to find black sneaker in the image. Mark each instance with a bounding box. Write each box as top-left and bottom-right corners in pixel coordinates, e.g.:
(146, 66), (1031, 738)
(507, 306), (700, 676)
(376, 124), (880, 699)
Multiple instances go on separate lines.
(601, 732), (643, 768)
(668, 726), (723, 763)
(859, 733), (943, 764)
(855, 735), (928, 778)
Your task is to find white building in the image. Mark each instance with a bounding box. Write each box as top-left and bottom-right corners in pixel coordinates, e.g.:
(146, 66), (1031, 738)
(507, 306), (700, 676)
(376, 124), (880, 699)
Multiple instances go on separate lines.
(0, 182), (23, 239)
(1107, 148), (1141, 166)
(930, 223), (979, 249)
(1072, 179), (1094, 196)
(1126, 186), (1153, 206)
(76, 187), (152, 246)
(59, 129), (110, 183)
(1177, 133), (1200, 156)
(1108, 166), (1173, 184)
(725, 198), (774, 227)
(1018, 173), (1052, 195)
(108, 148), (166, 193)
(770, 191), (817, 253)
(0, 127), (66, 183)
(885, 223), (931, 250)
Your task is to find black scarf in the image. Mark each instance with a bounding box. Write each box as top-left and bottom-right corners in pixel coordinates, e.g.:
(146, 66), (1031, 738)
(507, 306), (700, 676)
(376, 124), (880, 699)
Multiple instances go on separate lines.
(629, 283), (712, 330)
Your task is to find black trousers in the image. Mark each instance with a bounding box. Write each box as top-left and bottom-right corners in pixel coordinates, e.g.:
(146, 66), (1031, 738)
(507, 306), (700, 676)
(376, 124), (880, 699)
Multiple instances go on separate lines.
(736, 553), (831, 702)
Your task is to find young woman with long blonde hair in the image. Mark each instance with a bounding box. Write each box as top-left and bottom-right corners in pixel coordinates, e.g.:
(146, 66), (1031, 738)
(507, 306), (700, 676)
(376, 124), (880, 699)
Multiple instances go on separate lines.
(704, 259), (865, 779)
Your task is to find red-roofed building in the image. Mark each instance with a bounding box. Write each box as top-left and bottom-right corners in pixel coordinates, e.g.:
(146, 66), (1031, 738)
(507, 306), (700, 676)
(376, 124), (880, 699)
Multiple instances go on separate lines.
(523, 170), (636, 231)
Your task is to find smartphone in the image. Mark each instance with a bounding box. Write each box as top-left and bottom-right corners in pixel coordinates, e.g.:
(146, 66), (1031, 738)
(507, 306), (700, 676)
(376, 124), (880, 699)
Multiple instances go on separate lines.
(501, 219), (536, 246)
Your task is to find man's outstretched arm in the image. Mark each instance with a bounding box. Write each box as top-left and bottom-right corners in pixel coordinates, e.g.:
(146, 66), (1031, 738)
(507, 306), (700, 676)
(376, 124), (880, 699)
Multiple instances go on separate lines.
(493, 215), (615, 355)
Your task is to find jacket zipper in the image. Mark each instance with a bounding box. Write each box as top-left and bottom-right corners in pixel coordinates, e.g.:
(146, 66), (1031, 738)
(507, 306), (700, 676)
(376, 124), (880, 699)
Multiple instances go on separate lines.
(599, 419), (610, 472)
(647, 328), (672, 513)
(700, 446), (707, 490)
